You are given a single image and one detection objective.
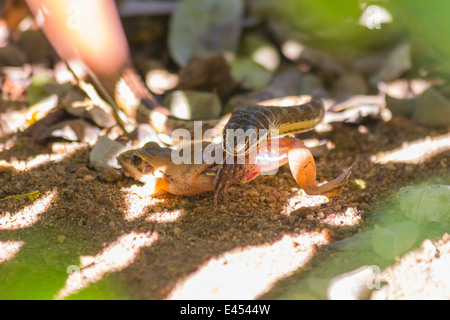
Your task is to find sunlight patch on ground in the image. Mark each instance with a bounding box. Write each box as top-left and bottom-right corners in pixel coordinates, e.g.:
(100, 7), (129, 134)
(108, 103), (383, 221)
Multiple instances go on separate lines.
(322, 207), (361, 227)
(167, 231), (330, 300)
(0, 241), (24, 263)
(147, 209), (183, 223)
(282, 190), (329, 216)
(54, 231), (158, 300)
(3, 142), (86, 171)
(121, 185), (166, 221)
(0, 191), (56, 230)
(372, 132), (450, 164)
(5, 154), (63, 171)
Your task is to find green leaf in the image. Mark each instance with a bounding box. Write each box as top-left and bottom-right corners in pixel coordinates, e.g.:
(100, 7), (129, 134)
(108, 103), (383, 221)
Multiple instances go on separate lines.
(398, 184), (450, 225)
(372, 221), (419, 260)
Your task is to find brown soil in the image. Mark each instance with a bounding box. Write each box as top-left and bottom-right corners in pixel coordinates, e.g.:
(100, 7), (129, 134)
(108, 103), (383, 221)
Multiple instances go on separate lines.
(0, 112), (449, 299)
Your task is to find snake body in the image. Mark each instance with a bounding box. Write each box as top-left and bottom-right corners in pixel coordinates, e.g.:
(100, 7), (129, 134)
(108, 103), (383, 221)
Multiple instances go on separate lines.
(117, 67), (325, 150)
(221, 96), (325, 156)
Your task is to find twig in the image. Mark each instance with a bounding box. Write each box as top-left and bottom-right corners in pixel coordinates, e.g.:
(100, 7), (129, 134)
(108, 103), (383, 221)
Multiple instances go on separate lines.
(0, 190), (41, 202)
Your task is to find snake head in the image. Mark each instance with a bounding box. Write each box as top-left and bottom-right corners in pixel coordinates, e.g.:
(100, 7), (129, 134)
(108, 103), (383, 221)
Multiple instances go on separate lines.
(222, 122), (254, 156)
(222, 107), (271, 157)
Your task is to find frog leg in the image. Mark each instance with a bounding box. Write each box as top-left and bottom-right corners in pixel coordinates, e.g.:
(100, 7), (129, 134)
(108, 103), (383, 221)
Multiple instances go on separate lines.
(283, 137), (352, 197)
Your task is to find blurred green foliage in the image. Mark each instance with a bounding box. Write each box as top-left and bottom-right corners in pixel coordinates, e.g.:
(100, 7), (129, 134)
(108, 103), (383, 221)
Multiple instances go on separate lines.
(251, 0), (404, 60)
(248, 0), (450, 77)
(166, 0), (450, 80)
(386, 0), (450, 76)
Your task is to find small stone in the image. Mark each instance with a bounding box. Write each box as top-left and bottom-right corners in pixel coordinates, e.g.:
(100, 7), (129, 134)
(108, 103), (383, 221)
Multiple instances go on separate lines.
(55, 165), (66, 174)
(100, 166), (123, 183)
(75, 166), (92, 177)
(385, 162), (397, 171)
(351, 178), (367, 190)
(56, 235), (66, 244)
(173, 227), (182, 237)
(83, 175), (95, 182)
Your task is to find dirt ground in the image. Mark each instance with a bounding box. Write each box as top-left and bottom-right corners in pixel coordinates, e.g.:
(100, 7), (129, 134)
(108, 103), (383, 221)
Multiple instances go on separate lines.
(0, 108), (449, 299)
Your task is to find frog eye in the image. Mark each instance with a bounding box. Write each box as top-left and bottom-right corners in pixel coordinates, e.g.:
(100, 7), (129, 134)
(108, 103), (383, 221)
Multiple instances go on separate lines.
(131, 155), (142, 166)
